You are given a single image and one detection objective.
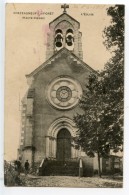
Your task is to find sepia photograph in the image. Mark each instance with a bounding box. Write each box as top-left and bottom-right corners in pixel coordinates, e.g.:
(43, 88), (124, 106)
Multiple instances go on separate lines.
(4, 3), (124, 188)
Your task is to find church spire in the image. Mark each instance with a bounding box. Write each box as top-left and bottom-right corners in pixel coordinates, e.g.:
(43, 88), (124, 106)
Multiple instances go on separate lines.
(61, 4), (69, 13)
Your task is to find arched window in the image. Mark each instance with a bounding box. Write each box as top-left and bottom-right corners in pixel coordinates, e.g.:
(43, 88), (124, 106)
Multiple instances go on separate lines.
(66, 29), (73, 34)
(55, 29), (63, 34)
(55, 29), (63, 49)
(66, 29), (74, 47)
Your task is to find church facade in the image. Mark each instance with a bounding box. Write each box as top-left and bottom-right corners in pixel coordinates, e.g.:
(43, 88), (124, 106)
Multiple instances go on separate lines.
(18, 5), (99, 176)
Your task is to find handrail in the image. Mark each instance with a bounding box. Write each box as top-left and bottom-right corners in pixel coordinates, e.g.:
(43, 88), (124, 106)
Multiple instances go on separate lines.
(39, 158), (45, 168)
(39, 158), (48, 176)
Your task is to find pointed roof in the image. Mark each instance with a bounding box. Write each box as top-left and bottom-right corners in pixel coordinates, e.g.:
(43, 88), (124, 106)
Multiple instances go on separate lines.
(49, 13), (80, 28)
(26, 48), (97, 78)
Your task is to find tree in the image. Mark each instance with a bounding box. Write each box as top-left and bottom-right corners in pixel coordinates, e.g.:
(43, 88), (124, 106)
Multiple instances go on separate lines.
(74, 74), (112, 177)
(74, 5), (124, 177)
(103, 5), (124, 54)
(102, 4), (124, 150)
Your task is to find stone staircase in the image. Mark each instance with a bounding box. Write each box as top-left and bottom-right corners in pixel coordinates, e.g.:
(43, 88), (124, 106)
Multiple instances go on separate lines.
(40, 159), (79, 176)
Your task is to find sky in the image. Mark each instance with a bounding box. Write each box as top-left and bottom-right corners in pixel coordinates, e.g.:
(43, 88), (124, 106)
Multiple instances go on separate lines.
(4, 3), (112, 161)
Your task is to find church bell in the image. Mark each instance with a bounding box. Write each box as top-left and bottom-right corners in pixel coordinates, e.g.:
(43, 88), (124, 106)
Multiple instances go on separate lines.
(55, 34), (63, 47)
(66, 35), (74, 46)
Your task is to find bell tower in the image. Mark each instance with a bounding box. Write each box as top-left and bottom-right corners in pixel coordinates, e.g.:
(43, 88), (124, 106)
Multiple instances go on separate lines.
(46, 4), (83, 60)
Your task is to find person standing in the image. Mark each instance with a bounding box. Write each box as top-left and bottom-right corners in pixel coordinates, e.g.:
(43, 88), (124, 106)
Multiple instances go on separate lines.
(24, 160), (29, 175)
(17, 160), (21, 175)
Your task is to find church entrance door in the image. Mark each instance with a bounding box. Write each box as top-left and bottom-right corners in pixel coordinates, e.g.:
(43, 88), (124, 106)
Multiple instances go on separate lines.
(57, 128), (71, 161)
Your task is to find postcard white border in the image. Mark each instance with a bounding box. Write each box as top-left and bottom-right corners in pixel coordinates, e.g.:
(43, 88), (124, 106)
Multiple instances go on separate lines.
(0, 0), (129, 195)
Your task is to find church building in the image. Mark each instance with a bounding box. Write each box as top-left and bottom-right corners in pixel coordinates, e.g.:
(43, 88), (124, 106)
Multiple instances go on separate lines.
(18, 4), (100, 176)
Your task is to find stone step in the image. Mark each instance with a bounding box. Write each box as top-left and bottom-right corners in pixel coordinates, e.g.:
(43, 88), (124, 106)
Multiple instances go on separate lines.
(42, 160), (79, 176)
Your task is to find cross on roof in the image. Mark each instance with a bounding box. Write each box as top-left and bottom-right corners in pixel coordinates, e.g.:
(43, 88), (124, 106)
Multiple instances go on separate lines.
(61, 4), (69, 13)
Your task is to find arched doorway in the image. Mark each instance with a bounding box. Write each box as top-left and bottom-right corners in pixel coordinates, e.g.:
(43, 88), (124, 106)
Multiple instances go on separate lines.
(57, 128), (71, 161)
(46, 117), (79, 159)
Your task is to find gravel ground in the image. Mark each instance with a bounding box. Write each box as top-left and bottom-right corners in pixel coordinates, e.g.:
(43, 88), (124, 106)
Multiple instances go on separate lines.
(20, 174), (123, 188)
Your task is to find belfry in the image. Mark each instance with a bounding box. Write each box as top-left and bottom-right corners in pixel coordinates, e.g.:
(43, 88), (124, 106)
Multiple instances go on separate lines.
(18, 4), (97, 176)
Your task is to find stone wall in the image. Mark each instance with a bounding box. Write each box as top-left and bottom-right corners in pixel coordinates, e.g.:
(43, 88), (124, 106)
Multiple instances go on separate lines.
(30, 53), (91, 163)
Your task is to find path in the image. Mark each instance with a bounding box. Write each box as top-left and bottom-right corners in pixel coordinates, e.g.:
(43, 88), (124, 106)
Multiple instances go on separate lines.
(21, 175), (123, 188)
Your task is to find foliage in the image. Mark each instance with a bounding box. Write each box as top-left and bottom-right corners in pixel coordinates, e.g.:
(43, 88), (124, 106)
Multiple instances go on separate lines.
(74, 74), (112, 158)
(103, 4), (124, 54)
(102, 4), (124, 140)
(4, 160), (25, 186)
(74, 5), (124, 162)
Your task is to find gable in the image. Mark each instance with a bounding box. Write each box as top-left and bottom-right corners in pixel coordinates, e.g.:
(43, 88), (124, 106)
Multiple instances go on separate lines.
(49, 13), (80, 30)
(26, 48), (97, 79)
